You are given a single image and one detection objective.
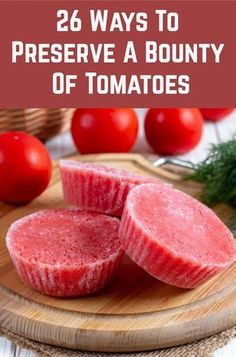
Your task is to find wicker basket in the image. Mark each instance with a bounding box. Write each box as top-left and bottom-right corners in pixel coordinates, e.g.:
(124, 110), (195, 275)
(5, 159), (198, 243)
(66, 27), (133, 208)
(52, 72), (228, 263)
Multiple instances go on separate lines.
(0, 109), (74, 141)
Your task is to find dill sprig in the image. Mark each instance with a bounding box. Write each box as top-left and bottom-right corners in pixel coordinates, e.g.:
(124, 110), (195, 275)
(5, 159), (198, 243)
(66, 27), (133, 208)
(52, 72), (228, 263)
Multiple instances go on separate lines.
(187, 139), (236, 236)
(187, 139), (236, 206)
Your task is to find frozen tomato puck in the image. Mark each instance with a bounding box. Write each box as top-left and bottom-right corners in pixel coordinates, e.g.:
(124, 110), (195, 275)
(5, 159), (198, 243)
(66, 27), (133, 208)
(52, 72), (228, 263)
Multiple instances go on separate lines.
(119, 184), (236, 289)
(60, 160), (164, 217)
(6, 209), (123, 297)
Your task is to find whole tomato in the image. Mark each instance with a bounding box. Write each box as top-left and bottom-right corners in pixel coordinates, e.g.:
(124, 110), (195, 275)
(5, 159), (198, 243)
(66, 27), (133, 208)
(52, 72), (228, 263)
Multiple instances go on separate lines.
(71, 108), (138, 154)
(145, 108), (203, 155)
(200, 108), (234, 122)
(0, 132), (52, 205)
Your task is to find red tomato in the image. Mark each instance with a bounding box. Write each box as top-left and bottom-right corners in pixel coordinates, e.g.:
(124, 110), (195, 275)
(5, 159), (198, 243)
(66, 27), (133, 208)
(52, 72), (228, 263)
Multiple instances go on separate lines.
(0, 132), (52, 205)
(145, 108), (203, 155)
(200, 108), (234, 122)
(71, 108), (138, 154)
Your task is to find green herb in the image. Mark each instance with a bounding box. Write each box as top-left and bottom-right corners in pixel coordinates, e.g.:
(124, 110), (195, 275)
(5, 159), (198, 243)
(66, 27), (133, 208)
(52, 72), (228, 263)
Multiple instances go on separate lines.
(186, 139), (236, 236)
(187, 139), (236, 206)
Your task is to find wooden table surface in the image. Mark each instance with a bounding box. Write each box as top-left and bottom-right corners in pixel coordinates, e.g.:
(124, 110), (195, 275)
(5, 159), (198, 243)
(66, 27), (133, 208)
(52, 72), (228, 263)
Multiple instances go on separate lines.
(1, 109), (236, 357)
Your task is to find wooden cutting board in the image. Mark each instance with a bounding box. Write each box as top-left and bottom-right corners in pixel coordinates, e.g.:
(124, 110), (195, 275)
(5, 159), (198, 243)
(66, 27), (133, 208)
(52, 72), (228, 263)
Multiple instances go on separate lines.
(0, 153), (235, 352)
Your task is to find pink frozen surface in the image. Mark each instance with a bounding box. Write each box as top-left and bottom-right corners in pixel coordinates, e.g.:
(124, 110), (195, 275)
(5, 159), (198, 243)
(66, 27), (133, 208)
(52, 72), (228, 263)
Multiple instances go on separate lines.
(119, 184), (236, 289)
(6, 209), (124, 297)
(60, 160), (164, 216)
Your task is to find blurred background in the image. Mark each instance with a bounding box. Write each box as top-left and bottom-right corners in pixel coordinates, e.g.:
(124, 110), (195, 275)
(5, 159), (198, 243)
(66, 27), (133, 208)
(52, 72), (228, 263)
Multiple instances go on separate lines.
(0, 108), (235, 163)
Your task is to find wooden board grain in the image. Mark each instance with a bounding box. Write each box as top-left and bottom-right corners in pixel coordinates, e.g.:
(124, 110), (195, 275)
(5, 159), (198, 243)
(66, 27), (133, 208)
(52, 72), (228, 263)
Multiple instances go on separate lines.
(0, 153), (235, 352)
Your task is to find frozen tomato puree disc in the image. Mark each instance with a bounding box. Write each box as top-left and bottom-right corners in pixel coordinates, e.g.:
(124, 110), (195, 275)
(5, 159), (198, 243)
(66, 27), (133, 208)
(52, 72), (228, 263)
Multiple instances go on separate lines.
(120, 184), (236, 289)
(60, 160), (164, 217)
(6, 209), (123, 297)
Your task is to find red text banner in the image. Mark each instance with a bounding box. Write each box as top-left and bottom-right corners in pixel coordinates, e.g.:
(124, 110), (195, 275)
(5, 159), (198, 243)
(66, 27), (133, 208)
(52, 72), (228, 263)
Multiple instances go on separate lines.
(0, 1), (235, 107)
